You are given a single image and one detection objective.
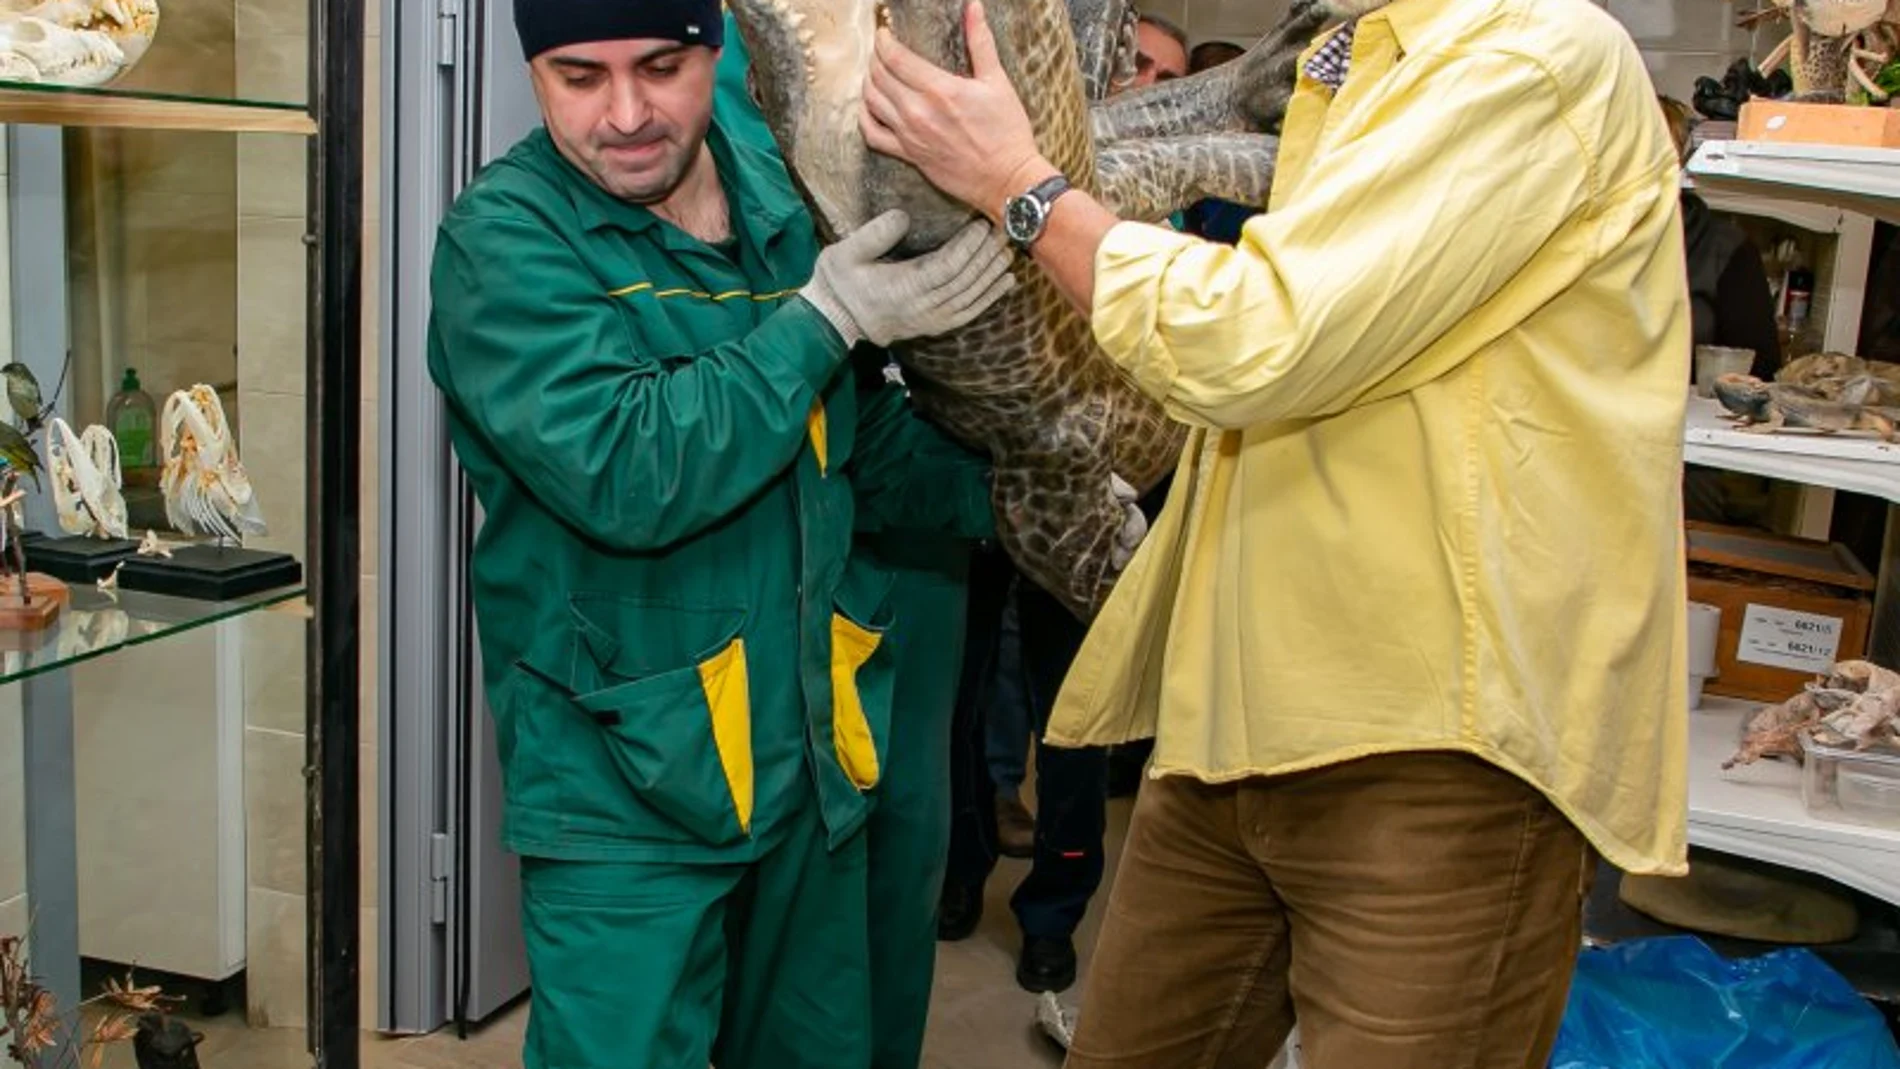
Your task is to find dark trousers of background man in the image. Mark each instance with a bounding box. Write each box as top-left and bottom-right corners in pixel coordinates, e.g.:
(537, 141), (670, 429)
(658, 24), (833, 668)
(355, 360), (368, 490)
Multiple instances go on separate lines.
(943, 544), (1107, 972)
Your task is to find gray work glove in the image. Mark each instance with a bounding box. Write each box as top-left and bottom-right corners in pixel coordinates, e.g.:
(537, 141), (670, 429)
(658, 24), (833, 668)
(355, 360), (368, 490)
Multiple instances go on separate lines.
(801, 210), (1016, 349)
(1109, 473), (1148, 570)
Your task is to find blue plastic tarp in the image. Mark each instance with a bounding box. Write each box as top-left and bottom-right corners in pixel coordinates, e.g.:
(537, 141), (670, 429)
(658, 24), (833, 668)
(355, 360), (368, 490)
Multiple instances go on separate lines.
(1550, 937), (1900, 1069)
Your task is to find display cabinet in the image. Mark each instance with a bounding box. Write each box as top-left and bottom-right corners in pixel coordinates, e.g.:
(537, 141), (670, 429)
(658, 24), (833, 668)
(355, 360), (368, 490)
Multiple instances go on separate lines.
(0, 0), (362, 1064)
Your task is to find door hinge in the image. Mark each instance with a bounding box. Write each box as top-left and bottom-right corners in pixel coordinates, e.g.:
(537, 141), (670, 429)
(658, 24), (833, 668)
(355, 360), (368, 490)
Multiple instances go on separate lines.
(429, 832), (451, 925)
(435, 0), (459, 68)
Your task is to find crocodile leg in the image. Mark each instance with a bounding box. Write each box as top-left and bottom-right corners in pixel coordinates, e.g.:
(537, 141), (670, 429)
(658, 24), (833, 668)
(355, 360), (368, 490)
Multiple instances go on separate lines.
(1089, 0), (1327, 144)
(1096, 132), (1279, 223)
(1068, 0), (1138, 100)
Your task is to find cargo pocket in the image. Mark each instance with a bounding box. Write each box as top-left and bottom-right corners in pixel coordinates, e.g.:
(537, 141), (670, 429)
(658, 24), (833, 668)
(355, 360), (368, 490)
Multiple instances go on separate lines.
(831, 568), (897, 791)
(519, 604), (754, 847)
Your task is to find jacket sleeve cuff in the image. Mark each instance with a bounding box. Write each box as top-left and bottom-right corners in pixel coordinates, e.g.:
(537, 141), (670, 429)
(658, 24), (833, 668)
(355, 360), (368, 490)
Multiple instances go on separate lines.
(764, 296), (854, 398)
(1089, 221), (1201, 402)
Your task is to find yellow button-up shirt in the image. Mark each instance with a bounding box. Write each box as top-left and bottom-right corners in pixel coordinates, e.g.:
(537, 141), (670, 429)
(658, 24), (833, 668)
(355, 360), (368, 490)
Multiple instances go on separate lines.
(1052, 0), (1691, 875)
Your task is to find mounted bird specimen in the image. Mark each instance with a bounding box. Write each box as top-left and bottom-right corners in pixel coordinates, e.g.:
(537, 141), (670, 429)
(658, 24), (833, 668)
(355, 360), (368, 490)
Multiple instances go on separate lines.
(46, 416), (128, 538)
(0, 420), (43, 493)
(2, 360), (42, 432)
(158, 384), (266, 544)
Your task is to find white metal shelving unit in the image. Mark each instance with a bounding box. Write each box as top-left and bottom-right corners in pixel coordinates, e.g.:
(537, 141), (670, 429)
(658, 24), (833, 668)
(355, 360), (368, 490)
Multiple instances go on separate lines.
(1684, 395), (1900, 502)
(1690, 697), (1900, 905)
(1678, 139), (1900, 907)
(1689, 140), (1900, 227)
(1682, 406), (1900, 905)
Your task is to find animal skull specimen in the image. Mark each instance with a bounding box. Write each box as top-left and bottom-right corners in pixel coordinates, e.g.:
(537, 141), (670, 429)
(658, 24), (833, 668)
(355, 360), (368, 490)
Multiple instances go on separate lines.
(159, 384), (267, 544)
(0, 0), (159, 87)
(47, 417), (128, 539)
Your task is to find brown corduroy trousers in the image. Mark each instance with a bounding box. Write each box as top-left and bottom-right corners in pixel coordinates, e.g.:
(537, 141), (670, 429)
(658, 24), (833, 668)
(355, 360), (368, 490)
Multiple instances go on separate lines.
(1065, 752), (1596, 1069)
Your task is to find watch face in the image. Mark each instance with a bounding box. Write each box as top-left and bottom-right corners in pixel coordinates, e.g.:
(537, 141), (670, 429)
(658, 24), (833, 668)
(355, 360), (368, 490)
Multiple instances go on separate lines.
(1004, 195), (1044, 245)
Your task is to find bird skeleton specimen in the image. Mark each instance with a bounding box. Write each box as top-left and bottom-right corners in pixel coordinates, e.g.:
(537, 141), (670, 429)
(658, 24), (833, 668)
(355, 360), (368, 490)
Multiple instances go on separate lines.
(46, 416), (128, 539)
(159, 385), (267, 545)
(0, 0), (158, 87)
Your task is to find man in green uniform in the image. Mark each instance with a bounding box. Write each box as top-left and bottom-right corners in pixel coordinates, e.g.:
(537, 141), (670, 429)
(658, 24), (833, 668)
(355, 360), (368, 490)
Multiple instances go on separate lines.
(425, 2), (1014, 1066)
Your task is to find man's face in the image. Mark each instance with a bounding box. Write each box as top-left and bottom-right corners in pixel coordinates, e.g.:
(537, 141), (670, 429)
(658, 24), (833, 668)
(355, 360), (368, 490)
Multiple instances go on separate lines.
(530, 38), (720, 203)
(1133, 21), (1188, 87)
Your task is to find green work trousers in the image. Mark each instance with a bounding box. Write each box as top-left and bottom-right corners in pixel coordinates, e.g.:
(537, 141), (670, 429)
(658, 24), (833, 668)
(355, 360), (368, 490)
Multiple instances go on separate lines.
(863, 535), (973, 1069)
(517, 798), (871, 1069)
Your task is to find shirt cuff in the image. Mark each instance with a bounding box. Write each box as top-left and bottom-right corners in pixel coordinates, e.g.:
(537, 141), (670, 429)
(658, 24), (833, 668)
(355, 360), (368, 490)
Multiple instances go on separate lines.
(1089, 221), (1202, 403)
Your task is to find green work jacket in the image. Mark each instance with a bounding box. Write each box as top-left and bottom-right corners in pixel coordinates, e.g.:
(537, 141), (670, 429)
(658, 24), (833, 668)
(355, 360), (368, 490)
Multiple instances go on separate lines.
(427, 96), (991, 864)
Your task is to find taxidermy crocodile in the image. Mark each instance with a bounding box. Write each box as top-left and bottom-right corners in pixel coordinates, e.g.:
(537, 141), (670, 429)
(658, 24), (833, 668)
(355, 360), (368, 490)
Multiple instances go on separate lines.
(726, 0), (1331, 619)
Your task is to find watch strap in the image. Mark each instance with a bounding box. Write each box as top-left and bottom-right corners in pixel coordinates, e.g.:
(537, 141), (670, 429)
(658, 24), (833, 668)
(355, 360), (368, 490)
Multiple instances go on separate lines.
(1027, 173), (1072, 208)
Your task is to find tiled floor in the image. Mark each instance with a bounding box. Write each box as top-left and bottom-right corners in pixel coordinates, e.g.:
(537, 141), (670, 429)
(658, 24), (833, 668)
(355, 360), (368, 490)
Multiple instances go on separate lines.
(83, 796), (1142, 1069)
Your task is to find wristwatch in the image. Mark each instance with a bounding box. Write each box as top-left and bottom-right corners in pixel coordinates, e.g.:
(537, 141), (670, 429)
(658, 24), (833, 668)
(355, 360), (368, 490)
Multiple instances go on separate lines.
(1002, 174), (1073, 250)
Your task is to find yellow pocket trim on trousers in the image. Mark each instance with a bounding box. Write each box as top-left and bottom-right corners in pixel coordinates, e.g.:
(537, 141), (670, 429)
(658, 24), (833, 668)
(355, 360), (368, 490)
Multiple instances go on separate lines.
(697, 639), (754, 833)
(830, 615), (883, 790)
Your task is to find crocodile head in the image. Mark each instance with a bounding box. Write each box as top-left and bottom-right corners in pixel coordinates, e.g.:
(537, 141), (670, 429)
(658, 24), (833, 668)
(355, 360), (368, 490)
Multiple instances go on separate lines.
(725, 0), (1099, 255)
(724, 0), (975, 253)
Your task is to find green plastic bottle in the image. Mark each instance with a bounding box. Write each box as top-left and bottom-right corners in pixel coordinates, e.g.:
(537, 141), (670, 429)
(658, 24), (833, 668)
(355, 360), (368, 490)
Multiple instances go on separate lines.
(105, 367), (157, 471)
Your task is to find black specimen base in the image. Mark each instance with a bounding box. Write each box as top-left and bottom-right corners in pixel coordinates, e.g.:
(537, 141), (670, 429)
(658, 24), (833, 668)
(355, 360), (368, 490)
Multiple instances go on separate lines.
(24, 535), (143, 583)
(115, 543), (304, 601)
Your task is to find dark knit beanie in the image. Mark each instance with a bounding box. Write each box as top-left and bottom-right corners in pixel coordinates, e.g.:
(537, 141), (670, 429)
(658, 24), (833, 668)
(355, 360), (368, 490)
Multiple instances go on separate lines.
(515, 0), (725, 60)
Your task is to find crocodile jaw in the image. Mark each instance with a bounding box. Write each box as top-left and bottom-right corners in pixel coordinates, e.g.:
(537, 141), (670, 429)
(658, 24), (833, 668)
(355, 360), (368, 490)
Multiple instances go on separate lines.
(726, 0), (878, 237)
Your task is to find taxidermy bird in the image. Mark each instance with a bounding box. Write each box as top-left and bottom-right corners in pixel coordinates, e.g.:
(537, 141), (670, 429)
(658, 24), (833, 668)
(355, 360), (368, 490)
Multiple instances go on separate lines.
(2, 361), (43, 430)
(159, 384), (266, 543)
(47, 417), (128, 538)
(0, 420), (43, 492)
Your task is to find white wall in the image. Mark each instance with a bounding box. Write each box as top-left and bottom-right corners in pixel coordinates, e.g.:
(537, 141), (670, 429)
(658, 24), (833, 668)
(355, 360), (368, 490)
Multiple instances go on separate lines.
(1153, 0), (1764, 102)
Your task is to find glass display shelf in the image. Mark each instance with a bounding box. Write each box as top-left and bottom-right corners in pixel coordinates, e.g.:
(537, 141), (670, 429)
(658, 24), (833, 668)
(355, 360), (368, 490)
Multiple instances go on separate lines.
(0, 579), (304, 686)
(0, 81), (314, 133)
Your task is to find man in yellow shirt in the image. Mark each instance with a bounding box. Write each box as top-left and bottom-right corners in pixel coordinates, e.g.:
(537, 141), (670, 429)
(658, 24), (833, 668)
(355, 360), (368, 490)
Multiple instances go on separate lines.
(861, 0), (1691, 1065)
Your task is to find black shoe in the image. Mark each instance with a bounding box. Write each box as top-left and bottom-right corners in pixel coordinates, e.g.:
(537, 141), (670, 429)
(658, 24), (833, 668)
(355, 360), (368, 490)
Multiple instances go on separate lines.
(1016, 935), (1077, 993)
(937, 883), (983, 942)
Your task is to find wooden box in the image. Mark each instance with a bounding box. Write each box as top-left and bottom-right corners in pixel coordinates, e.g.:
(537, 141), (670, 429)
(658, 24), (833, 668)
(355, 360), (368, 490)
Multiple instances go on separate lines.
(1738, 99), (1900, 149)
(1686, 522), (1875, 702)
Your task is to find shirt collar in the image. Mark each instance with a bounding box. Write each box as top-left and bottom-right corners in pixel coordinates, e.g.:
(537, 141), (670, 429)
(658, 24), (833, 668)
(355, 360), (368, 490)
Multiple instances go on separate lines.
(1299, 0), (1445, 88)
(1365, 0), (1446, 58)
